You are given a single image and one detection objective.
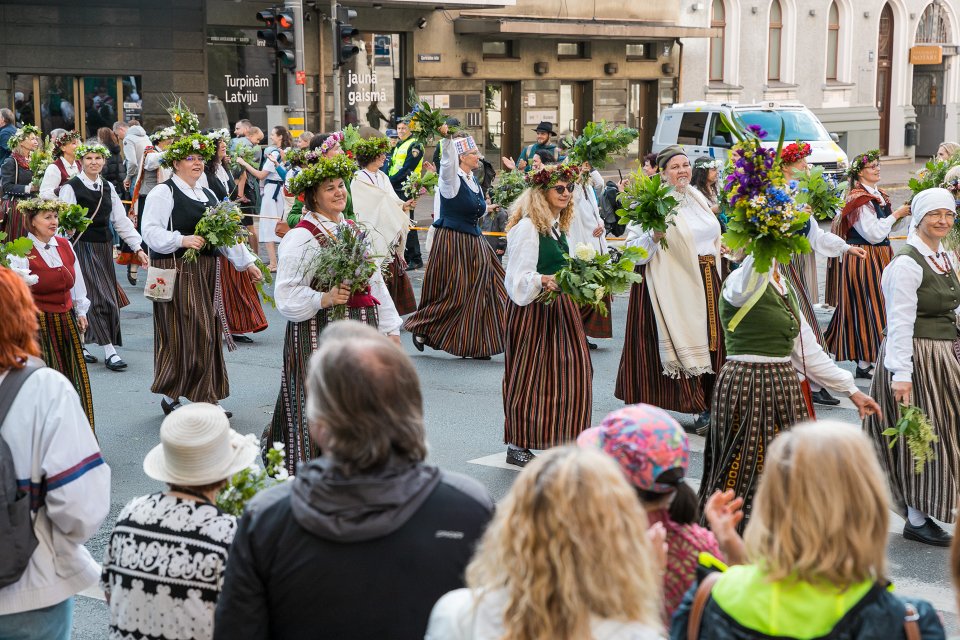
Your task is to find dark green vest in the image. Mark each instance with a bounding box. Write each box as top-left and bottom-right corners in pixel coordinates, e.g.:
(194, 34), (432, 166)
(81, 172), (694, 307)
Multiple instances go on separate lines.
(898, 245), (960, 340)
(720, 279), (802, 358)
(537, 230), (568, 275)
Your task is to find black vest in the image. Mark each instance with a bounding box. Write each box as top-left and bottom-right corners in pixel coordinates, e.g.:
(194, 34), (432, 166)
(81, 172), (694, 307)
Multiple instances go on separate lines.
(68, 176), (111, 243)
(149, 180), (219, 260)
(206, 167), (236, 201)
(846, 199), (892, 246)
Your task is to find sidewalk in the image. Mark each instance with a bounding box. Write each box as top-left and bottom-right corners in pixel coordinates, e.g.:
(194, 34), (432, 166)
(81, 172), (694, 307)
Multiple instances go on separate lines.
(880, 156), (927, 190)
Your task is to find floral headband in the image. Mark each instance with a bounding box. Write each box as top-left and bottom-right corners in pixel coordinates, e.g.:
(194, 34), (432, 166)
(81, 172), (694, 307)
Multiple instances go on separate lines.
(780, 142), (812, 165)
(150, 126), (178, 143)
(286, 147), (323, 168)
(205, 128), (231, 144)
(352, 137), (392, 165)
(525, 163), (581, 189)
(52, 130), (82, 158)
(77, 143), (111, 159)
(693, 157), (723, 171)
(16, 197), (72, 215)
(166, 97), (201, 137)
(849, 149), (881, 179)
(286, 154), (358, 195)
(160, 134), (216, 167)
(319, 132), (344, 156)
(7, 125), (42, 151)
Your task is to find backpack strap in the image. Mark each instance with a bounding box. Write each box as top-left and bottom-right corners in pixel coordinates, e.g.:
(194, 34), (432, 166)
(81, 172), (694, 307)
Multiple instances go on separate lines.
(687, 571), (722, 640)
(0, 360), (43, 432)
(903, 603), (920, 640)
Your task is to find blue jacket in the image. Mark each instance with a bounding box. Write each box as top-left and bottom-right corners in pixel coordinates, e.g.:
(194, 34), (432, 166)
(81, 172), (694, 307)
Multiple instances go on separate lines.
(0, 124), (16, 165)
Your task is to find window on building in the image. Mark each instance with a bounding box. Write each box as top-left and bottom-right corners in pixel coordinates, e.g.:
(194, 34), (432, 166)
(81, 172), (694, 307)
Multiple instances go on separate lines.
(677, 111), (708, 145)
(483, 40), (514, 58)
(709, 0), (726, 82)
(768, 0), (783, 81)
(826, 2), (840, 80)
(557, 42), (588, 59)
(626, 43), (656, 60)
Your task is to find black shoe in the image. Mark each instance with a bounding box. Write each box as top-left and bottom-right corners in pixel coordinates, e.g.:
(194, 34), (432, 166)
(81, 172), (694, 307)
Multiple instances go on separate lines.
(587, 340), (599, 350)
(811, 388), (841, 406)
(903, 518), (952, 547)
(412, 334), (426, 352)
(463, 355), (491, 360)
(105, 354), (128, 371)
(405, 261), (423, 271)
(855, 365), (874, 380)
(506, 447), (535, 468)
(161, 398), (181, 415)
(82, 348), (97, 364)
(693, 411), (711, 437)
(232, 334), (254, 344)
(126, 265), (137, 286)
(215, 405), (233, 419)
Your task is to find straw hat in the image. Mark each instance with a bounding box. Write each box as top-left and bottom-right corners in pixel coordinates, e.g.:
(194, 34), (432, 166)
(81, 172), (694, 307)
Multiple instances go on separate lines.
(143, 403), (258, 485)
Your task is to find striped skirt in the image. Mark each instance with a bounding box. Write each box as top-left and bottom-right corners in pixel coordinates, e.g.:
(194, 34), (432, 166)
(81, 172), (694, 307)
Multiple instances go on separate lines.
(580, 296), (613, 339)
(403, 227), (506, 358)
(266, 306), (379, 476)
(2, 198), (29, 240)
(824, 244), (892, 363)
(37, 310), (95, 432)
(503, 295), (593, 449)
(698, 360), (810, 531)
(615, 256), (725, 413)
(75, 240), (124, 347)
(218, 256), (268, 335)
(790, 252), (819, 305)
(780, 260), (825, 347)
(865, 338), (960, 523)
(151, 255), (228, 403)
(385, 255), (417, 316)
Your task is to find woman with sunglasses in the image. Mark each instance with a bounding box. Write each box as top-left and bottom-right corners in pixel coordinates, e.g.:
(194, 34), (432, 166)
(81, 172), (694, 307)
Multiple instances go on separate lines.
(404, 126), (506, 359)
(615, 145), (725, 435)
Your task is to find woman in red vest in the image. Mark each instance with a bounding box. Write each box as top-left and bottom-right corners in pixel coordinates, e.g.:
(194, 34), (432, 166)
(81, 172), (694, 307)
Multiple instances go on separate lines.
(38, 130), (81, 198)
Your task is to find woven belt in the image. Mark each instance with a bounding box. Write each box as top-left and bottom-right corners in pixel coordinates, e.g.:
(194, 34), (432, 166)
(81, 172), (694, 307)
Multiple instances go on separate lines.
(699, 255), (718, 352)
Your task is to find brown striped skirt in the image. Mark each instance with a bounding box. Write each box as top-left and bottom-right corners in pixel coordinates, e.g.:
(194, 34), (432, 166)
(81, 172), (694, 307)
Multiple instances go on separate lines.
(824, 244), (892, 363)
(698, 360), (810, 532)
(385, 255), (417, 316)
(780, 260), (825, 347)
(75, 240), (124, 347)
(615, 255), (725, 413)
(265, 306), (379, 476)
(2, 198), (30, 240)
(37, 310), (95, 432)
(580, 296), (613, 339)
(150, 255), (228, 403)
(790, 251), (819, 305)
(403, 227), (506, 358)
(865, 338), (960, 523)
(218, 256), (268, 335)
(503, 295), (593, 449)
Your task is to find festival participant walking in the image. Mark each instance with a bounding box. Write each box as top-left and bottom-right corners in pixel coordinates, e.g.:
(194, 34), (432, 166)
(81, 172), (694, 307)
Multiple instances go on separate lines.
(97, 127), (126, 197)
(38, 130), (81, 199)
(387, 120), (425, 269)
(1, 124), (41, 240)
(141, 133), (263, 416)
(268, 155), (401, 475)
(568, 161), (611, 348)
(501, 163), (590, 467)
(124, 127), (175, 285)
(350, 135), (418, 315)
(825, 150), (911, 378)
(236, 125), (291, 272)
(59, 143), (147, 371)
(516, 121), (558, 171)
(404, 128), (506, 359)
(615, 146), (724, 433)
(865, 188), (960, 548)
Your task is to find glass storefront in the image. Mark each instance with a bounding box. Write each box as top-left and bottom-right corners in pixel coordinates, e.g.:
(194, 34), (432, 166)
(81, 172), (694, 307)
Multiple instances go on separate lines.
(342, 32), (404, 132)
(206, 26), (279, 130)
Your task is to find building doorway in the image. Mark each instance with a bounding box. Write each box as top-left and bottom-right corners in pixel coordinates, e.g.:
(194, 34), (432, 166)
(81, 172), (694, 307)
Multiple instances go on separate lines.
(559, 81), (592, 138)
(484, 81), (520, 168)
(913, 2), (952, 157)
(628, 80), (659, 160)
(876, 3), (894, 155)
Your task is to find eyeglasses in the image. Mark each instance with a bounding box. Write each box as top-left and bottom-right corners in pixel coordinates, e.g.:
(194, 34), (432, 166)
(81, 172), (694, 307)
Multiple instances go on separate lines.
(552, 184), (575, 195)
(924, 211), (956, 222)
(183, 155), (203, 163)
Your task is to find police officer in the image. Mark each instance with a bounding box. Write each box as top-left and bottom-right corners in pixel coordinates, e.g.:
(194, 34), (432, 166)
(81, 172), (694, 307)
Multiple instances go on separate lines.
(388, 120), (425, 270)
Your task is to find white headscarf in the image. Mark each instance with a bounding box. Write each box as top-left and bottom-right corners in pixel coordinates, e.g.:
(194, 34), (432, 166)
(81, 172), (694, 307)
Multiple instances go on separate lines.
(910, 187), (956, 234)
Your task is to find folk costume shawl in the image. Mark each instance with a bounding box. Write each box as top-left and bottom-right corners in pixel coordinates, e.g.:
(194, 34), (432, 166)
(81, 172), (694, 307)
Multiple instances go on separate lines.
(349, 173), (410, 269)
(645, 186), (721, 378)
(833, 184), (891, 239)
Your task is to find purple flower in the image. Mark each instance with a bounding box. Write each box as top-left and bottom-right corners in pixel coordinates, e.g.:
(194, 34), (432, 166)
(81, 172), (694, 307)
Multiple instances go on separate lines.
(747, 124), (768, 138)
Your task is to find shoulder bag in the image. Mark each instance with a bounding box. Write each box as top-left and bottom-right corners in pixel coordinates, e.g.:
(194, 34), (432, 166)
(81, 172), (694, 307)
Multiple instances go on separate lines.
(143, 185), (178, 302)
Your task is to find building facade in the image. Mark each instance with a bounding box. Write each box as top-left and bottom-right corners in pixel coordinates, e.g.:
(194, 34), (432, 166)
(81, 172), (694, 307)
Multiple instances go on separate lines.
(678, 0), (960, 159)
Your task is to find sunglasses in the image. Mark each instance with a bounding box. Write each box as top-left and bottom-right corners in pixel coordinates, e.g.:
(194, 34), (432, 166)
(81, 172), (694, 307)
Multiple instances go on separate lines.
(551, 184), (575, 194)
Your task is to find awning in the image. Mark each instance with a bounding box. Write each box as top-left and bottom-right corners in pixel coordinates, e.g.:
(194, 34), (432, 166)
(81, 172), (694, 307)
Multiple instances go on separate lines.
(454, 15), (721, 39)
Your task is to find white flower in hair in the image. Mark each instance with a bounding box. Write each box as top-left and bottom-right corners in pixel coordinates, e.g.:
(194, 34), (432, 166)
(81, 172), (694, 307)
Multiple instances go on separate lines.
(574, 242), (596, 261)
(192, 139), (200, 149)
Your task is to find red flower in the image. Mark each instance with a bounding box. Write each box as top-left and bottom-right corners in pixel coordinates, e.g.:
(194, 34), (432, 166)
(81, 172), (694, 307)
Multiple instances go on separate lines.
(781, 142), (812, 165)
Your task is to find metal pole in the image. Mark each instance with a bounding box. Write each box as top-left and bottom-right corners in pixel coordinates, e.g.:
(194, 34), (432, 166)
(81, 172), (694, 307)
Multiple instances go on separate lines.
(331, 0), (342, 130)
(284, 0), (307, 133)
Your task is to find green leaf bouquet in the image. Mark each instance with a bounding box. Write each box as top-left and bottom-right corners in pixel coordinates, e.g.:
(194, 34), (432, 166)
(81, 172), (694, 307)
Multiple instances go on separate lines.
(540, 243), (647, 316)
(882, 404), (939, 474)
(793, 165), (844, 221)
(616, 172), (680, 248)
(183, 200), (248, 262)
(566, 121), (638, 169)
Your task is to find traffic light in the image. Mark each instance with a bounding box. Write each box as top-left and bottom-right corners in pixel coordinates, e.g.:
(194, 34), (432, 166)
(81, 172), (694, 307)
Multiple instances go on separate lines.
(335, 5), (359, 68)
(256, 8), (297, 71)
(256, 9), (277, 46)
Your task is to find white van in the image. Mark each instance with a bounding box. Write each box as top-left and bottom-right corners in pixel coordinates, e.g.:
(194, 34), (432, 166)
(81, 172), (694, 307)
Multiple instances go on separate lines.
(652, 102), (850, 181)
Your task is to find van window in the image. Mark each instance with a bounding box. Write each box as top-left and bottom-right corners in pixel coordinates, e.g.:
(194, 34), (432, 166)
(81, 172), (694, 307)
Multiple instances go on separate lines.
(707, 114), (734, 148)
(737, 110), (831, 142)
(677, 112), (708, 145)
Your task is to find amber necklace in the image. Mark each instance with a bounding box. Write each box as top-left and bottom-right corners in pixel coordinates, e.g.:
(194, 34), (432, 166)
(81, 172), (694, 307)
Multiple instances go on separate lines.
(929, 251), (953, 275)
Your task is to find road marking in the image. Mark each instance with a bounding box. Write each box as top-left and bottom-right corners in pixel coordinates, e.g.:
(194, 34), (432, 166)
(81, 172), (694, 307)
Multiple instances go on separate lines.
(78, 584), (106, 601)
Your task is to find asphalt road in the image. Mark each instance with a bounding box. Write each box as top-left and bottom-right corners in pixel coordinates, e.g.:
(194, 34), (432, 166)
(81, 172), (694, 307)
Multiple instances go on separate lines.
(71, 211), (956, 637)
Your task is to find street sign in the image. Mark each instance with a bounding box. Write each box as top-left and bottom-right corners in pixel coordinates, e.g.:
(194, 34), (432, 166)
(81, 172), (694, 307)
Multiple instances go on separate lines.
(295, 71), (306, 85)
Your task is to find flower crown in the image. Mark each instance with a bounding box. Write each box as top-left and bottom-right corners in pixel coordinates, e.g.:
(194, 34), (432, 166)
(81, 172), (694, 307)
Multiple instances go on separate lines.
(780, 142), (812, 165)
(849, 149), (881, 179)
(319, 132), (344, 156)
(7, 125), (42, 151)
(942, 176), (960, 195)
(166, 97), (201, 137)
(352, 137), (392, 165)
(160, 134), (216, 167)
(76, 143), (111, 159)
(286, 147), (323, 168)
(287, 154), (358, 195)
(525, 163), (581, 189)
(150, 126), (178, 143)
(205, 128), (231, 145)
(52, 131), (82, 158)
(693, 157), (723, 171)
(16, 197), (72, 215)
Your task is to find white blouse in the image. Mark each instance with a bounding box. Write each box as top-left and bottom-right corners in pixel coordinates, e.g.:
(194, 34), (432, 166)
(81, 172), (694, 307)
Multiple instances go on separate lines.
(274, 210), (402, 334)
(25, 233), (91, 317)
(567, 172), (607, 255)
(806, 220), (850, 258)
(504, 217), (562, 307)
(38, 159), (80, 199)
(881, 236), (960, 383)
(722, 256), (859, 396)
(625, 186), (721, 264)
(59, 173), (142, 250)
(851, 184), (901, 244)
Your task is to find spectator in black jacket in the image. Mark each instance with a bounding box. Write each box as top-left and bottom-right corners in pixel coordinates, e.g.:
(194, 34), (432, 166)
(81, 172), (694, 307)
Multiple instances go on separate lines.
(214, 320), (494, 640)
(97, 128), (126, 199)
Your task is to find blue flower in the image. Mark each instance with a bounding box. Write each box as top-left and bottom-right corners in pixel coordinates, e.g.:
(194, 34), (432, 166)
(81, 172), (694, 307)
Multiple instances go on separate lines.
(788, 180), (798, 190)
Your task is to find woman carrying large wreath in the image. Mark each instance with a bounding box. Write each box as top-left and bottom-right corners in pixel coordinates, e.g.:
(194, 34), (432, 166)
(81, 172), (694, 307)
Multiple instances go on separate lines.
(404, 126), (506, 358)
(1, 124), (41, 239)
(615, 146), (723, 433)
(865, 188), (960, 548)
(59, 143), (148, 371)
(502, 164), (592, 467)
(350, 135), (418, 316)
(268, 154), (401, 475)
(141, 134), (262, 416)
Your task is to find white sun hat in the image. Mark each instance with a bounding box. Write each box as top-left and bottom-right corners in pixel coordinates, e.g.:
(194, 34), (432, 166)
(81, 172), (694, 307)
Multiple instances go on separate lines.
(143, 403), (258, 485)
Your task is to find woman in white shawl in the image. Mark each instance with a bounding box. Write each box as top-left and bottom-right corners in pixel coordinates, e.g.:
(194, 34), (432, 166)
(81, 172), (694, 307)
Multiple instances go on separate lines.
(567, 162), (611, 348)
(615, 146), (723, 433)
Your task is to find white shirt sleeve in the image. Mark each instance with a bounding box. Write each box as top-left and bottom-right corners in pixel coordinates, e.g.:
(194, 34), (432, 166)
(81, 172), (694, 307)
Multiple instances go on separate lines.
(791, 313), (858, 395)
(424, 589), (473, 640)
(722, 255), (772, 307)
(39, 164), (62, 199)
(107, 182), (142, 250)
(589, 169), (604, 190)
(881, 255), (923, 383)
(141, 184), (182, 254)
(438, 138), (461, 199)
(58, 183), (77, 205)
(275, 230), (326, 322)
(852, 202), (899, 244)
(807, 221), (850, 258)
(624, 222), (659, 265)
(222, 242), (257, 271)
(504, 219), (546, 306)
(370, 267), (402, 335)
(69, 242), (91, 316)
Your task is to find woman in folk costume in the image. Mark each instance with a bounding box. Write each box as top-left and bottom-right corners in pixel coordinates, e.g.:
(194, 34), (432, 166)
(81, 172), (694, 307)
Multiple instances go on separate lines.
(1, 124), (41, 239)
(614, 146), (723, 433)
(502, 164), (592, 467)
(824, 150), (911, 378)
(141, 133), (262, 416)
(59, 143), (148, 372)
(200, 129), (268, 344)
(268, 154), (401, 475)
(865, 188), (960, 548)
(567, 160), (610, 349)
(350, 135), (418, 316)
(404, 126), (507, 359)
(38, 129), (81, 198)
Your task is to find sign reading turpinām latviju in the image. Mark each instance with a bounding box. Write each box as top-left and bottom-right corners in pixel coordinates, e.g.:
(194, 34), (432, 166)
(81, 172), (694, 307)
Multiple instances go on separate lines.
(224, 75), (270, 105)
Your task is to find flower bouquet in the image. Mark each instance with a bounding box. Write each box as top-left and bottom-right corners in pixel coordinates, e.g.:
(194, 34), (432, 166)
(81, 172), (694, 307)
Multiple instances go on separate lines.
(29, 136), (54, 187)
(882, 404), (939, 474)
(217, 439), (290, 516)
(58, 204), (91, 237)
(793, 166), (844, 221)
(183, 200), (247, 262)
(941, 177), (960, 252)
(406, 88), (456, 145)
(342, 124), (363, 154)
(0, 231), (33, 268)
(540, 243), (647, 316)
(303, 223), (380, 320)
(616, 172), (680, 248)
(229, 143), (258, 173)
(166, 97), (201, 136)
(488, 169), (527, 209)
(401, 171), (439, 199)
(566, 121), (639, 169)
